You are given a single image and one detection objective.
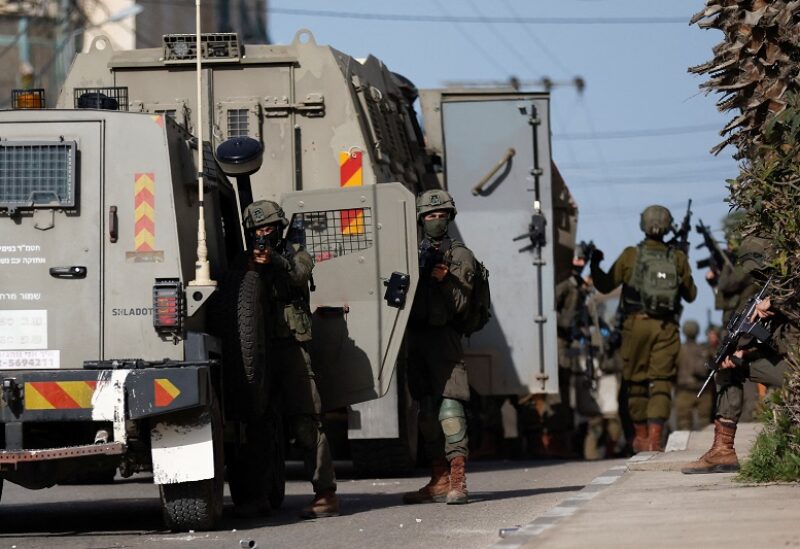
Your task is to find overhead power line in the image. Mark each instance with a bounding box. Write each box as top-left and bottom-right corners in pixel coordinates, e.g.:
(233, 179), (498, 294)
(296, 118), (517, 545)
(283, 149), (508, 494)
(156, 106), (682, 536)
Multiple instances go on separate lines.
(554, 124), (721, 141)
(268, 7), (687, 25)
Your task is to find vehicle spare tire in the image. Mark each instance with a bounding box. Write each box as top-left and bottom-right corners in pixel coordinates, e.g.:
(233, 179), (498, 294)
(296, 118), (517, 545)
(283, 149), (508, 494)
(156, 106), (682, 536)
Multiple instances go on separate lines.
(217, 268), (270, 420)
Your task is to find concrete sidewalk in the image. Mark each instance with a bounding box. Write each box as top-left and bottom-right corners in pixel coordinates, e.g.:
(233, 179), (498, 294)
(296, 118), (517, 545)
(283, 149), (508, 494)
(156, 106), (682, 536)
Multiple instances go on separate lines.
(515, 423), (800, 548)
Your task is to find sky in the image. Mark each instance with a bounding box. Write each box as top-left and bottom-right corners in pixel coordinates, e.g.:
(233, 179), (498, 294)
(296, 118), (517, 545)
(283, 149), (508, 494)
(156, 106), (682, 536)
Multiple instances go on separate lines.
(267, 0), (737, 331)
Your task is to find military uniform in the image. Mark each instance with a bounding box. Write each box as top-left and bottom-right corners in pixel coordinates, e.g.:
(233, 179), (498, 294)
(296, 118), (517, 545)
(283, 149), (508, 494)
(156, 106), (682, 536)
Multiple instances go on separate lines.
(711, 258), (762, 421)
(591, 205), (697, 452)
(674, 321), (713, 430)
(243, 200), (338, 518)
(404, 189), (475, 506)
(683, 236), (792, 474)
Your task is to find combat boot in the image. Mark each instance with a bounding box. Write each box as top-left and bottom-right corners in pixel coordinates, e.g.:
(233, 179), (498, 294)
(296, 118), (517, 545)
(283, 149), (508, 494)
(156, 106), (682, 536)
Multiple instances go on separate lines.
(300, 490), (340, 519)
(446, 456), (468, 505)
(681, 419), (739, 474)
(632, 423), (649, 453)
(647, 422), (664, 452)
(402, 458), (450, 504)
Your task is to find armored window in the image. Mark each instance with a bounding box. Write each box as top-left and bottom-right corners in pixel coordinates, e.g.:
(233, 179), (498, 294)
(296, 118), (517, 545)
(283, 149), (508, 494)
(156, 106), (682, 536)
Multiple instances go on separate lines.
(73, 87), (128, 111)
(286, 208), (374, 264)
(0, 141), (77, 211)
(227, 109), (249, 138)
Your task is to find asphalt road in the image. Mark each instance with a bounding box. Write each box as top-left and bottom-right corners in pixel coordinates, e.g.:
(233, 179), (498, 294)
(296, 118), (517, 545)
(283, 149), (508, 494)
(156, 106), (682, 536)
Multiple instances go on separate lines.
(0, 458), (619, 549)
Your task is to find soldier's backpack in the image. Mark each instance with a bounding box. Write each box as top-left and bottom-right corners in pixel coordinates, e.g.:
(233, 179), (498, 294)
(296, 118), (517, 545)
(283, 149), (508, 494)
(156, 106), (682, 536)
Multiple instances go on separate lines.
(631, 243), (680, 316)
(446, 241), (492, 337)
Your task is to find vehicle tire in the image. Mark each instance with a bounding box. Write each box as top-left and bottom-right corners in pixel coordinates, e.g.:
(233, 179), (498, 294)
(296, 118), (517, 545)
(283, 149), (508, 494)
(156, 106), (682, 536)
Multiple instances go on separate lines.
(159, 392), (224, 532)
(0, 477), (4, 503)
(217, 268), (269, 420)
(228, 399), (285, 514)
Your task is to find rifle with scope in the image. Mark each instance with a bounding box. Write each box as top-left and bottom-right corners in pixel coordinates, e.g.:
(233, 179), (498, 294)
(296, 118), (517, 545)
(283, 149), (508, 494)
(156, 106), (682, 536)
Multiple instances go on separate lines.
(667, 199), (692, 255)
(695, 219), (733, 272)
(696, 278), (773, 398)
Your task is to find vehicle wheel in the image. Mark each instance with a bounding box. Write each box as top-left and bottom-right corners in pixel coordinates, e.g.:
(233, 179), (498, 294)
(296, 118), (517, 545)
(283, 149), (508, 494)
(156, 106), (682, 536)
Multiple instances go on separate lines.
(159, 392), (224, 532)
(217, 268), (269, 420)
(228, 400), (285, 514)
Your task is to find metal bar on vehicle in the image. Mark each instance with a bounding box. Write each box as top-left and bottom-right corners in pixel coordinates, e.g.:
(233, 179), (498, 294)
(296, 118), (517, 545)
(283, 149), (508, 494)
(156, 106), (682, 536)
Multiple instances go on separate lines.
(0, 442), (126, 464)
(471, 147), (515, 196)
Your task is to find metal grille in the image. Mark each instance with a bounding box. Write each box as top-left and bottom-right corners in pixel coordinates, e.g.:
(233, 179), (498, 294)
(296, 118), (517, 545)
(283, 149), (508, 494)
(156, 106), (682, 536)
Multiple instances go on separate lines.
(0, 141), (76, 209)
(12, 88), (45, 109)
(227, 109), (249, 137)
(74, 87), (128, 111)
(287, 208), (374, 263)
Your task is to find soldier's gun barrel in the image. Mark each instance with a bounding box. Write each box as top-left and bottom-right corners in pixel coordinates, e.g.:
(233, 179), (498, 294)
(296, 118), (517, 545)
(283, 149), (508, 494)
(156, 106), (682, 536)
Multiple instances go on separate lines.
(696, 278), (773, 398)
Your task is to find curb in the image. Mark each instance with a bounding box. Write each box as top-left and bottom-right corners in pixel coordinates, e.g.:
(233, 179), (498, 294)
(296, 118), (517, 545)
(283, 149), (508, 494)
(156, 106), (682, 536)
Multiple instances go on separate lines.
(491, 431), (693, 548)
(491, 464), (627, 548)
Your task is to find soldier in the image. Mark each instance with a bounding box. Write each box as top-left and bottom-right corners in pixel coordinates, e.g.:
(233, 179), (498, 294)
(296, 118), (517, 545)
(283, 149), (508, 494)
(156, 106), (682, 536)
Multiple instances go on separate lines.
(242, 200), (339, 518)
(403, 189), (476, 505)
(673, 320), (713, 430)
(590, 205), (697, 452)
(682, 237), (794, 474)
(705, 213), (761, 421)
(550, 243), (593, 455)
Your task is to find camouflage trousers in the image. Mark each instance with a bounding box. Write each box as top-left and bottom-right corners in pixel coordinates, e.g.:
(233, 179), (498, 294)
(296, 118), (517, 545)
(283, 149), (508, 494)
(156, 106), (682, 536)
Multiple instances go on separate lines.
(272, 338), (336, 493)
(408, 327), (470, 461)
(716, 357), (787, 423)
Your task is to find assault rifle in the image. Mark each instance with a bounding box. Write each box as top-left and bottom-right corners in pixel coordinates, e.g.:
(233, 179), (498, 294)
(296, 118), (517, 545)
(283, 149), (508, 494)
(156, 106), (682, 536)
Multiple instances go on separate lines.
(254, 233), (271, 252)
(695, 219), (732, 272)
(696, 277), (773, 398)
(667, 199), (692, 255)
(419, 239), (446, 278)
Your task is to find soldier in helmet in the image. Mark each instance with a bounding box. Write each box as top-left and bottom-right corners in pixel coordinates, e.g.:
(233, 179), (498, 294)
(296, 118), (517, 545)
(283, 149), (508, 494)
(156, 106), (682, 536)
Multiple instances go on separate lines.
(704, 212), (761, 421)
(682, 236), (794, 474)
(590, 205), (697, 452)
(403, 189), (476, 505)
(673, 320), (713, 430)
(242, 200), (339, 518)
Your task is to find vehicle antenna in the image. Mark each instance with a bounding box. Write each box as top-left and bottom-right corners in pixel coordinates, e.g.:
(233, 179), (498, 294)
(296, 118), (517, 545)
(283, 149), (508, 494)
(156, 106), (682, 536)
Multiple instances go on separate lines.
(189, 0), (216, 287)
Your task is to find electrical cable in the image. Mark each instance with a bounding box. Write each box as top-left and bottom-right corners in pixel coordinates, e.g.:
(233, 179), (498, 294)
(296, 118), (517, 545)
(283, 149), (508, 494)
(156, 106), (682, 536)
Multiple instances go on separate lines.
(266, 6), (688, 25)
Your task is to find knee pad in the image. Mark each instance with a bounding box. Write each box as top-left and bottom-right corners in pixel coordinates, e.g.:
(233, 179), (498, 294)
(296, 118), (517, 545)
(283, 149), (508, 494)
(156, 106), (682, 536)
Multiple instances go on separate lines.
(290, 414), (319, 450)
(438, 398), (467, 445)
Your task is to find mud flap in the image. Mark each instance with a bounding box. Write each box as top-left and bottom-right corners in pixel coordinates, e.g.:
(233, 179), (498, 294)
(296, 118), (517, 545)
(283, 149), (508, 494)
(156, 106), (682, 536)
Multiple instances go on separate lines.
(150, 409), (214, 484)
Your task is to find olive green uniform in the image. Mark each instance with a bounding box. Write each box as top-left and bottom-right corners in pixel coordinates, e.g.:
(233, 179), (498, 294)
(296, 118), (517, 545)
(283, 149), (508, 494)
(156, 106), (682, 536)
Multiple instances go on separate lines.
(408, 238), (475, 462)
(591, 240), (697, 422)
(716, 314), (795, 422)
(257, 245), (336, 494)
(674, 340), (713, 430)
(552, 273), (588, 432)
(712, 261), (761, 420)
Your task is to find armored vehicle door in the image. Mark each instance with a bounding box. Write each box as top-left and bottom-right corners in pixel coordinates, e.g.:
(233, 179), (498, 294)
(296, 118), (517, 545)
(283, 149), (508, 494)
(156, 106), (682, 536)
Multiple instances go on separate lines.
(280, 182), (418, 409)
(424, 91), (560, 395)
(0, 118), (103, 369)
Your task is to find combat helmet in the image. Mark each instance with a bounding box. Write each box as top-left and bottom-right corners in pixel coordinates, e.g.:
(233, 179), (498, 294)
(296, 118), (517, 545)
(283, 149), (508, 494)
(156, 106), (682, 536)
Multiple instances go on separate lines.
(639, 205), (673, 237)
(242, 200), (288, 231)
(682, 320), (700, 339)
(737, 235), (771, 273)
(416, 189), (457, 222)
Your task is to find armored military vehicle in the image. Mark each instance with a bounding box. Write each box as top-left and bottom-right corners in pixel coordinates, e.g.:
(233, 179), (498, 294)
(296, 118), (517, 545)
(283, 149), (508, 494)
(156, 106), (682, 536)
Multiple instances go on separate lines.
(1, 28), (576, 514)
(0, 32), (420, 530)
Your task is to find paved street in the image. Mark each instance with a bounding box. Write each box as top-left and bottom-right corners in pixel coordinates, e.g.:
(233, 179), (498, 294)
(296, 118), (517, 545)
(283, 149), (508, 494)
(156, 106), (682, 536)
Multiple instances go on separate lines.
(0, 458), (618, 549)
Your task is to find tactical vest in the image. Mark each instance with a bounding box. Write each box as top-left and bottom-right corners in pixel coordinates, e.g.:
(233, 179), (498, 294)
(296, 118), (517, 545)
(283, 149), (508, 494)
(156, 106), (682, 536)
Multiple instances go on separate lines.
(624, 243), (680, 318)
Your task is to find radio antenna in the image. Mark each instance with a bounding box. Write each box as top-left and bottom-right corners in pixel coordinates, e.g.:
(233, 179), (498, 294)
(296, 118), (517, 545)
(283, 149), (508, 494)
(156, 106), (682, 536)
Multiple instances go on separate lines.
(189, 0), (216, 287)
